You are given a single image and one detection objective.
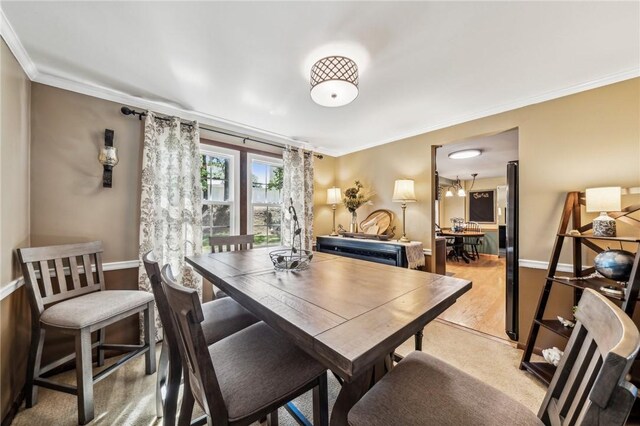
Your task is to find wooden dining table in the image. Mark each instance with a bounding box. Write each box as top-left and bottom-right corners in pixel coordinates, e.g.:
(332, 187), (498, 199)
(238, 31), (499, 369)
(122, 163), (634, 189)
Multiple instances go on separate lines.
(438, 230), (485, 263)
(185, 247), (471, 425)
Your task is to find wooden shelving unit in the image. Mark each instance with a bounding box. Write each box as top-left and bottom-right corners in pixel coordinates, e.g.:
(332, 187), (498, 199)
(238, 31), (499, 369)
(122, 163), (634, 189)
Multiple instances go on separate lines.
(520, 191), (640, 384)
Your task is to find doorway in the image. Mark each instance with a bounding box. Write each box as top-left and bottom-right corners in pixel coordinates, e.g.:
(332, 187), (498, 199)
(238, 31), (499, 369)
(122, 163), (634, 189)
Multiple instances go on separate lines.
(431, 129), (519, 341)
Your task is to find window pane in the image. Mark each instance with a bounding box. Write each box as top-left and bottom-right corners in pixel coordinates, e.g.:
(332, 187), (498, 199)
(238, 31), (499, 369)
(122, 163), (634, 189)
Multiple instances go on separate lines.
(202, 154), (231, 202)
(269, 226), (281, 246)
(253, 226), (269, 247)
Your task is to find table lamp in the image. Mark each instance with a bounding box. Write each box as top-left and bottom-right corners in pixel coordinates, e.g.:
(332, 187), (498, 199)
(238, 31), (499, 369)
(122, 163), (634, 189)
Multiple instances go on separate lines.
(586, 187), (621, 237)
(392, 179), (417, 242)
(327, 187), (342, 236)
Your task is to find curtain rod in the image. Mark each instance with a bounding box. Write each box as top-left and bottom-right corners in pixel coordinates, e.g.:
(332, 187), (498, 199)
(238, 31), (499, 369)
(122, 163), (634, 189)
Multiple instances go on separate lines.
(120, 106), (323, 159)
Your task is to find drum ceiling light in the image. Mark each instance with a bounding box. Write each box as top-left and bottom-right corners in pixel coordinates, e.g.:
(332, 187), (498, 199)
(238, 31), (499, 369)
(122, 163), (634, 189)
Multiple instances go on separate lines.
(448, 149), (482, 159)
(310, 56), (359, 107)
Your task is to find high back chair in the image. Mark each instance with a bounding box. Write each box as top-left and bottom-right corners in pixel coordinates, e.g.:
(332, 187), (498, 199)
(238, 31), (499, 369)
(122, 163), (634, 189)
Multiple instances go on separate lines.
(142, 251), (258, 425)
(348, 288), (640, 426)
(463, 221), (483, 260)
(18, 241), (156, 425)
(208, 235), (255, 299)
(160, 264), (329, 426)
(209, 234), (255, 253)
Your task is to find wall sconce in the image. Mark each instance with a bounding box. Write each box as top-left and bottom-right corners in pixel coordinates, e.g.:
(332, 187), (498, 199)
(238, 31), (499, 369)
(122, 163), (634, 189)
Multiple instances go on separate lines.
(98, 129), (118, 188)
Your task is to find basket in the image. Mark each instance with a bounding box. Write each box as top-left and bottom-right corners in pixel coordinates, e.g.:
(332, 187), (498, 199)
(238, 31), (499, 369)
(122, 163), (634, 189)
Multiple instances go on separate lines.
(269, 249), (314, 271)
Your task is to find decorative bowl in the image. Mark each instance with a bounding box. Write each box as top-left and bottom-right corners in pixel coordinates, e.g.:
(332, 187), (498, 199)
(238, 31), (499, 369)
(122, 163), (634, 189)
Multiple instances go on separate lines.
(594, 249), (635, 282)
(269, 249), (313, 271)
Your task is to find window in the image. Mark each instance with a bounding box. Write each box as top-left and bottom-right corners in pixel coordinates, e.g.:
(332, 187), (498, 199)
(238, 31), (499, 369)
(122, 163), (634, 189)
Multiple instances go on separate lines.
(200, 145), (240, 252)
(248, 154), (283, 247)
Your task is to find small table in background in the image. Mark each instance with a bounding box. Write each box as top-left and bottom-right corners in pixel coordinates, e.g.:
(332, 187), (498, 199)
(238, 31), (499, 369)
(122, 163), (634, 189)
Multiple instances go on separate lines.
(438, 230), (485, 264)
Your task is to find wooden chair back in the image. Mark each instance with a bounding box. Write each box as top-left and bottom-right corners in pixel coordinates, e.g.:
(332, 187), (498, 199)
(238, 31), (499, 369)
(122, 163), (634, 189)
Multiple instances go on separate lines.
(160, 264), (228, 421)
(209, 234), (255, 253)
(18, 241), (106, 314)
(142, 252), (180, 351)
(539, 289), (640, 425)
(465, 222), (481, 232)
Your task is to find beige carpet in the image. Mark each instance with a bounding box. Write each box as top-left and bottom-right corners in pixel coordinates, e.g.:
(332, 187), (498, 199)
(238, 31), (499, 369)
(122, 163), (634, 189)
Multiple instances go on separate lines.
(11, 320), (546, 425)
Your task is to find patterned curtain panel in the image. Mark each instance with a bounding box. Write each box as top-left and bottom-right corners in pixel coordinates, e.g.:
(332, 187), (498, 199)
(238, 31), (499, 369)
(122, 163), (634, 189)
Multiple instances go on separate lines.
(282, 149), (314, 250)
(138, 112), (203, 340)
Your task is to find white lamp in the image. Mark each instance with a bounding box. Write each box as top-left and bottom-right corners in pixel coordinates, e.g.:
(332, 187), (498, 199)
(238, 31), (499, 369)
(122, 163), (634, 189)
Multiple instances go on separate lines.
(586, 187), (621, 237)
(327, 187), (342, 236)
(392, 179), (417, 242)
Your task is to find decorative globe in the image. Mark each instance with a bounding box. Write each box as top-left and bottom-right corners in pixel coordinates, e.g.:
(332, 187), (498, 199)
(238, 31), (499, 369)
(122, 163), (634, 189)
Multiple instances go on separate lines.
(594, 249), (635, 282)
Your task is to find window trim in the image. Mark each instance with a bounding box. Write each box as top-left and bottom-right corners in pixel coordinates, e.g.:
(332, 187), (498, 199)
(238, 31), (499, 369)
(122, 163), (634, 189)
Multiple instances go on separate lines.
(247, 153), (283, 246)
(200, 144), (241, 235)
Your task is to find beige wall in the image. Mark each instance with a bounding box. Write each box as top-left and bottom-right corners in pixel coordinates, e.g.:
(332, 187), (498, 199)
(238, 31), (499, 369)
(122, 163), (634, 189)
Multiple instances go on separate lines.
(313, 154), (337, 238)
(333, 78), (640, 262)
(328, 78), (640, 342)
(1, 39), (30, 285)
(0, 37), (32, 420)
(30, 83), (145, 262)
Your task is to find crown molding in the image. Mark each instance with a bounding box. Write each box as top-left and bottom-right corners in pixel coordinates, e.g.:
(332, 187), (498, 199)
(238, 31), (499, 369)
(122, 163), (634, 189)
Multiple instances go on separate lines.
(34, 72), (315, 150)
(330, 68), (640, 157)
(0, 7), (37, 79)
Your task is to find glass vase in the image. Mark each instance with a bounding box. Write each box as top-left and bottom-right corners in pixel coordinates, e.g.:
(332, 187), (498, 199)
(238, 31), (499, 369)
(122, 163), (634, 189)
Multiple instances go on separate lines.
(349, 211), (358, 233)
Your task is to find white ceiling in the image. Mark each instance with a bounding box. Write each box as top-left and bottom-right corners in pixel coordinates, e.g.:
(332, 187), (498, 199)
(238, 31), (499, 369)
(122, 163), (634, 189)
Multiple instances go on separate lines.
(1, 1), (638, 156)
(436, 129), (518, 180)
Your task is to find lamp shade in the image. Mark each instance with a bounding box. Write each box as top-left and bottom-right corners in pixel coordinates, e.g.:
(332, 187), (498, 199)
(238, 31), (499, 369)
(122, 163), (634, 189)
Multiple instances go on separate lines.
(392, 179), (416, 202)
(326, 187), (342, 205)
(586, 187), (621, 212)
(310, 56), (359, 107)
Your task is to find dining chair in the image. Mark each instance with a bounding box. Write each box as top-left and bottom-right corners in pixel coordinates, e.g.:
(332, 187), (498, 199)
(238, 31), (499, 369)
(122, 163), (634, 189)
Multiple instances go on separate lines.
(464, 221), (483, 260)
(208, 235), (255, 299)
(17, 241), (156, 425)
(348, 288), (640, 426)
(142, 252), (258, 426)
(160, 264), (329, 426)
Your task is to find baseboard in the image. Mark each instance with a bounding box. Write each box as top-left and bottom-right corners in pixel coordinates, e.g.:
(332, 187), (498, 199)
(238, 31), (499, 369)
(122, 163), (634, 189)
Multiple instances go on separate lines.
(1, 386), (24, 426)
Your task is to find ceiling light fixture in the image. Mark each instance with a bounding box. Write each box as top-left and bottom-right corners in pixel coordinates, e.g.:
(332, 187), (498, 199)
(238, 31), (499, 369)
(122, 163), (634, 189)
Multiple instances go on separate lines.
(448, 149), (482, 160)
(310, 56), (359, 107)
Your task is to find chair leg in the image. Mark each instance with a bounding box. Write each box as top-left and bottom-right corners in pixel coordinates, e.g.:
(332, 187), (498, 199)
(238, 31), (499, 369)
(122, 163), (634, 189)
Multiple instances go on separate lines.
(268, 409), (279, 426)
(414, 328), (424, 351)
(26, 325), (46, 408)
(76, 328), (94, 425)
(164, 348), (183, 426)
(313, 371), (329, 426)
(156, 340), (169, 419)
(144, 302), (156, 375)
(178, 375), (195, 426)
(97, 327), (105, 367)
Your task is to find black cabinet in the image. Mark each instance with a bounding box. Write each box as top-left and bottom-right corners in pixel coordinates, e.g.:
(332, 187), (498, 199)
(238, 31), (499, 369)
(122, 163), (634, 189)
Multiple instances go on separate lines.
(316, 236), (408, 268)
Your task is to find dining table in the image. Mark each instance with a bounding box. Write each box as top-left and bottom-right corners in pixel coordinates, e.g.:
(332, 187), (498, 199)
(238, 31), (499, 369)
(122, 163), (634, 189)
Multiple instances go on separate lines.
(185, 247), (471, 425)
(438, 230), (485, 263)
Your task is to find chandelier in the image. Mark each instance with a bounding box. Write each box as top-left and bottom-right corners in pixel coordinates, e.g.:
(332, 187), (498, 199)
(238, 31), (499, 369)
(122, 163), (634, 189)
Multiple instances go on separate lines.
(445, 173), (478, 197)
(310, 56), (359, 107)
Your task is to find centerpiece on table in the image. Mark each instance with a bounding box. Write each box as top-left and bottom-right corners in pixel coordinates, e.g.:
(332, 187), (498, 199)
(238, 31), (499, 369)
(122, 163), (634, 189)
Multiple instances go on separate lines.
(269, 198), (313, 271)
(342, 181), (374, 233)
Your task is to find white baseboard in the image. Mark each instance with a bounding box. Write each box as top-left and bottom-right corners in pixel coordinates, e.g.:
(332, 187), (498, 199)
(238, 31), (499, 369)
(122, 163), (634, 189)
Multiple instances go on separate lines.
(0, 259), (140, 301)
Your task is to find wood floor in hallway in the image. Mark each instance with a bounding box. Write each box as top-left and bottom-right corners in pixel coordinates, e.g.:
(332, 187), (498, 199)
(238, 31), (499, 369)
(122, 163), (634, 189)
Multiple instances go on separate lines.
(438, 254), (507, 339)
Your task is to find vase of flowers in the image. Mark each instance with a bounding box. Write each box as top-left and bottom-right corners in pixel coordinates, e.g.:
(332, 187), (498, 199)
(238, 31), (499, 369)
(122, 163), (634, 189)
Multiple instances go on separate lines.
(343, 181), (374, 233)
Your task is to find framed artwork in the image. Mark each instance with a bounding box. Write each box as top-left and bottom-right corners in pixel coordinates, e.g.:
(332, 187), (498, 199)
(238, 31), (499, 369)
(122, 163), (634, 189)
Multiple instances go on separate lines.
(469, 190), (496, 223)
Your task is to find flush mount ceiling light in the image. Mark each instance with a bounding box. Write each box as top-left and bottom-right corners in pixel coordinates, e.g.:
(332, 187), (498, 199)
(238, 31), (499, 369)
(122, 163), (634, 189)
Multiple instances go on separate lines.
(310, 56), (359, 107)
(448, 149), (482, 160)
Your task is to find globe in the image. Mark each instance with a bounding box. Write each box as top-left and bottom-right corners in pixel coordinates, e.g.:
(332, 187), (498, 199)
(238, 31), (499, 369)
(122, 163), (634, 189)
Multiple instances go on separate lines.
(594, 249), (635, 282)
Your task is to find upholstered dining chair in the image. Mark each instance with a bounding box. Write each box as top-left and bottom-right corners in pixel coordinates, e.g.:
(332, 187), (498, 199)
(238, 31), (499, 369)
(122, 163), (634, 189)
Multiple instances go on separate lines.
(348, 288), (640, 426)
(17, 241), (156, 425)
(142, 252), (258, 426)
(208, 234), (255, 299)
(160, 264), (329, 426)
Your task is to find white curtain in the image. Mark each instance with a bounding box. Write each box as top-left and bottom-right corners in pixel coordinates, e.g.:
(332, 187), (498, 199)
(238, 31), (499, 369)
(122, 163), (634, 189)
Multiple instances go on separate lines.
(282, 149), (314, 250)
(138, 112), (203, 340)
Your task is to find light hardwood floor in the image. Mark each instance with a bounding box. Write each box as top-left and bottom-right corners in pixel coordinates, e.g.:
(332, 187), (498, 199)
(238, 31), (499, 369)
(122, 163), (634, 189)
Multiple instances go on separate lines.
(438, 254), (507, 339)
